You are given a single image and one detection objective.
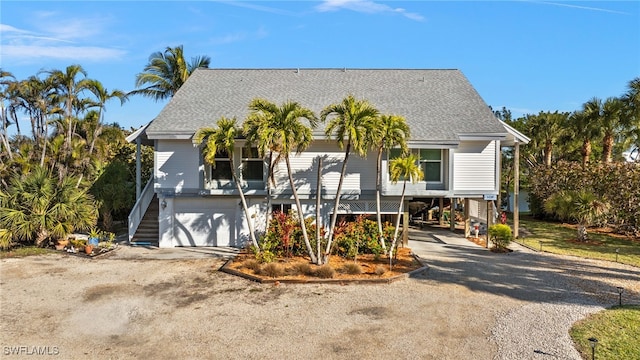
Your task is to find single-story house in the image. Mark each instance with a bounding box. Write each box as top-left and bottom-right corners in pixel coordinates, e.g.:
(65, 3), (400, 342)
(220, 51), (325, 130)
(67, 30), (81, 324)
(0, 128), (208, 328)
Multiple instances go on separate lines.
(127, 68), (529, 248)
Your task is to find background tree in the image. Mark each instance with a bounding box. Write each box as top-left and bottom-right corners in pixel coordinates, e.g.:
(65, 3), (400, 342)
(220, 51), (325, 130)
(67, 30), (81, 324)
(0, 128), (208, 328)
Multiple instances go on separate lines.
(600, 97), (625, 163)
(130, 45), (210, 101)
(527, 111), (569, 166)
(194, 116), (260, 251)
(321, 95), (379, 262)
(246, 98), (320, 264)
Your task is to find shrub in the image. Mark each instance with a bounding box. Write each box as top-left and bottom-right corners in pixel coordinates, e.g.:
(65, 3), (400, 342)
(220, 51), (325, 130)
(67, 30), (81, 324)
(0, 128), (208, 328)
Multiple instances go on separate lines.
(0, 229), (14, 250)
(374, 265), (386, 276)
(342, 262), (363, 275)
(315, 264), (335, 279)
(243, 259), (262, 273)
(333, 216), (392, 258)
(289, 262), (313, 276)
(489, 224), (512, 249)
(261, 212), (324, 258)
(262, 263), (284, 278)
(255, 250), (277, 264)
(528, 161), (639, 233)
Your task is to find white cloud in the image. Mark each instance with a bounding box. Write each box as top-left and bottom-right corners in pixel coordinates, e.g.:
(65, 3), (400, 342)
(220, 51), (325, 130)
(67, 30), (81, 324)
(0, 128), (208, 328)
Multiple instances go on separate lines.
(208, 27), (269, 45)
(531, 1), (631, 15)
(1, 20), (126, 63)
(316, 0), (424, 21)
(2, 45), (125, 61)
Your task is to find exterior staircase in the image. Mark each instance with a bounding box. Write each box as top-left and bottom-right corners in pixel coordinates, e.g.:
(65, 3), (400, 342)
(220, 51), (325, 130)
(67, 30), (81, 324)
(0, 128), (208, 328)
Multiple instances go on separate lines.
(130, 195), (159, 246)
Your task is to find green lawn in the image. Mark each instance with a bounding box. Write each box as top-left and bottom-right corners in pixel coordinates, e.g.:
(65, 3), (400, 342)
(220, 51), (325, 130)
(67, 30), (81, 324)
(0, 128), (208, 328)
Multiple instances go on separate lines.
(570, 305), (640, 360)
(0, 247), (55, 259)
(515, 217), (640, 267)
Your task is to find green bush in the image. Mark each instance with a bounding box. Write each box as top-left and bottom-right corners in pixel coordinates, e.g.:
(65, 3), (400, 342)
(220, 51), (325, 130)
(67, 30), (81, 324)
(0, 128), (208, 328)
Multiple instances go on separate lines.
(489, 224), (512, 250)
(260, 211), (325, 258)
(333, 216), (393, 259)
(528, 161), (639, 233)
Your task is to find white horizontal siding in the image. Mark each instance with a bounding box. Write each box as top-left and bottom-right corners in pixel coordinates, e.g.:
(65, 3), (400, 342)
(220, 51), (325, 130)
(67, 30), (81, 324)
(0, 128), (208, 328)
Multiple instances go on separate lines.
(155, 140), (200, 191)
(272, 141), (376, 194)
(453, 141), (496, 191)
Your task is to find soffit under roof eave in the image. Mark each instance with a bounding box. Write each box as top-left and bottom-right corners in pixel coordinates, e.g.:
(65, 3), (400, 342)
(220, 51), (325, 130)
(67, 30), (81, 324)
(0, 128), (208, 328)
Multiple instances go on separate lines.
(499, 120), (531, 146)
(457, 133), (508, 141)
(125, 121), (154, 146)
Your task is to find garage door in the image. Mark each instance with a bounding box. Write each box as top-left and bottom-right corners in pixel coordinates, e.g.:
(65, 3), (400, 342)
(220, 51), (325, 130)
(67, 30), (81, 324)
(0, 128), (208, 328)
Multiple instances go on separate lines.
(174, 200), (236, 247)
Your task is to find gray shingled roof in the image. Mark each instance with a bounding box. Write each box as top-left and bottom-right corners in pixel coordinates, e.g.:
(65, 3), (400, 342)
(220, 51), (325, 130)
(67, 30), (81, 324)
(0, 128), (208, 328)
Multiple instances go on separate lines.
(145, 68), (507, 143)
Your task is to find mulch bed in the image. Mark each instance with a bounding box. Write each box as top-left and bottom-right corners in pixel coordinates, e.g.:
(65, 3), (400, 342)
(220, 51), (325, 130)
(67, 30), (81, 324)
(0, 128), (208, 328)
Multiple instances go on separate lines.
(223, 247), (426, 283)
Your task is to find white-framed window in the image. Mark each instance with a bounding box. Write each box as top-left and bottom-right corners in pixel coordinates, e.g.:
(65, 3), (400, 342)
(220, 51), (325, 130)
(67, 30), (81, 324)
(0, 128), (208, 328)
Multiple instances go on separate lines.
(241, 147), (263, 182)
(271, 204), (292, 214)
(210, 149), (232, 181)
(387, 148), (442, 182)
(419, 149), (442, 182)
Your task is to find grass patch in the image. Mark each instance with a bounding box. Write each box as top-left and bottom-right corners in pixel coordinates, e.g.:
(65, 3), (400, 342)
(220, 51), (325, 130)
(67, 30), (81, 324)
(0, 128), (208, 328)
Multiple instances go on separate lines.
(516, 217), (640, 267)
(0, 247), (55, 259)
(570, 305), (640, 360)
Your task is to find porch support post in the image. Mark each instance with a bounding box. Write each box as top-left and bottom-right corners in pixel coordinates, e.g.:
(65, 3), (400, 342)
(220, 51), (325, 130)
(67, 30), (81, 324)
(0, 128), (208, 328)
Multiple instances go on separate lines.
(439, 197), (444, 226)
(450, 197), (456, 232)
(513, 141), (520, 238)
(136, 137), (142, 199)
(486, 200), (492, 248)
(402, 199), (409, 246)
(464, 198), (470, 238)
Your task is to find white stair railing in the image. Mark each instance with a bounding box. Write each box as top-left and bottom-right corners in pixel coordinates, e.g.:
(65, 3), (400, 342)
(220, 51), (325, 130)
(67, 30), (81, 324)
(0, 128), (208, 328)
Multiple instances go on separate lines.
(128, 177), (155, 242)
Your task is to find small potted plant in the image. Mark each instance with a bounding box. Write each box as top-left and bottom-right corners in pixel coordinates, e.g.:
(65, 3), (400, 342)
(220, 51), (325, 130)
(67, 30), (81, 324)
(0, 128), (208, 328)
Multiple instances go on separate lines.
(86, 228), (101, 255)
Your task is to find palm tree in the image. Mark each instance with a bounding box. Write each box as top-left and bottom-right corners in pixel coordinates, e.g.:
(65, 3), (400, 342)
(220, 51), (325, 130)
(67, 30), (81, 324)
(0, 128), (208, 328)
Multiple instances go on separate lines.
(194, 117), (260, 251)
(45, 65), (90, 156)
(388, 154), (423, 265)
(568, 110), (598, 167)
(0, 70), (16, 162)
(600, 97), (625, 163)
(321, 95), (379, 261)
(622, 78), (640, 159)
(130, 45), (210, 101)
(371, 114), (410, 253)
(0, 166), (98, 247)
(245, 98), (319, 264)
(77, 80), (127, 186)
(527, 111), (568, 166)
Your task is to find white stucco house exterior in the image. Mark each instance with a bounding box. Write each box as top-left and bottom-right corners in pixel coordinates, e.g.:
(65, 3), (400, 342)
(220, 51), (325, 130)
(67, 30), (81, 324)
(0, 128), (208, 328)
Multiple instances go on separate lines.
(128, 68), (528, 248)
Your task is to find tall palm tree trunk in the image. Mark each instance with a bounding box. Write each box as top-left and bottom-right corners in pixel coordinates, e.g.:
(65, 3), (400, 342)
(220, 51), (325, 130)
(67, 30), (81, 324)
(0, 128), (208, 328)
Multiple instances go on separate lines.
(603, 133), (614, 163)
(324, 143), (351, 262)
(544, 142), (553, 166)
(581, 138), (591, 167)
(265, 152), (274, 232)
(375, 147), (387, 253)
(389, 180), (407, 267)
(285, 155), (317, 264)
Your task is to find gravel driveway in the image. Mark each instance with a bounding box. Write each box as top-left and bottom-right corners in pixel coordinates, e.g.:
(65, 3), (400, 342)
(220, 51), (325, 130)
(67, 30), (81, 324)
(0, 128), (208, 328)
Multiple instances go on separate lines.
(1, 229), (638, 359)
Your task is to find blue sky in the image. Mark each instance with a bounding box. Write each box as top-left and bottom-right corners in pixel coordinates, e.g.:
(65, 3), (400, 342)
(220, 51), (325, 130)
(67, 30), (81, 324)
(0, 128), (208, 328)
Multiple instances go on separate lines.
(1, 1), (639, 132)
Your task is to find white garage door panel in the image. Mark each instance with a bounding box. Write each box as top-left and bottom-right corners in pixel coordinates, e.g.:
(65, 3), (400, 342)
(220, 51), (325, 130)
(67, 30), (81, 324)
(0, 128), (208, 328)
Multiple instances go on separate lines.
(174, 207), (235, 247)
